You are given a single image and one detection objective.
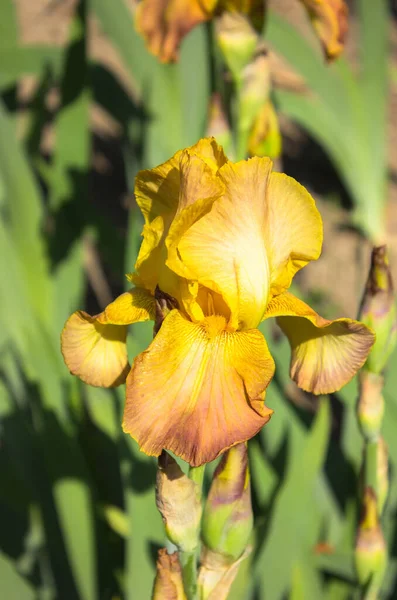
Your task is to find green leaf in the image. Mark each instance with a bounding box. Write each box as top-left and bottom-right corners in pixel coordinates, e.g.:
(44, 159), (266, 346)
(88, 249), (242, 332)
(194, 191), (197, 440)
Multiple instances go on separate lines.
(0, 46), (62, 89)
(0, 552), (35, 600)
(254, 399), (331, 600)
(91, 0), (155, 91)
(50, 0), (90, 211)
(0, 0), (18, 49)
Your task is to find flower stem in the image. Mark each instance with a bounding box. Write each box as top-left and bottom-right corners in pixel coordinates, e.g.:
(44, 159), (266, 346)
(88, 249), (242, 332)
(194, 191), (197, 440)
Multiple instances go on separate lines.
(180, 465), (206, 599)
(365, 439), (378, 492)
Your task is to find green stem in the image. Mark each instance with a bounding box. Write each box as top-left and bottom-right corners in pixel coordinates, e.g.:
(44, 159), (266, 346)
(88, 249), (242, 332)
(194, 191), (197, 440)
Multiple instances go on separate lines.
(180, 550), (199, 600)
(180, 465), (206, 600)
(365, 439), (378, 493)
(189, 464), (206, 488)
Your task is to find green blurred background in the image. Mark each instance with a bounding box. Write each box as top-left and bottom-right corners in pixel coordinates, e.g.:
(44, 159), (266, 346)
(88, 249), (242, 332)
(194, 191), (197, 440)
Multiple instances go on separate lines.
(1, 0), (397, 598)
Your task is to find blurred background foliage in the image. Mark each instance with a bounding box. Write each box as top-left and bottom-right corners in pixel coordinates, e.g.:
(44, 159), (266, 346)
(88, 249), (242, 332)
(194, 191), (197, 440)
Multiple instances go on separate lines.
(0, 0), (397, 598)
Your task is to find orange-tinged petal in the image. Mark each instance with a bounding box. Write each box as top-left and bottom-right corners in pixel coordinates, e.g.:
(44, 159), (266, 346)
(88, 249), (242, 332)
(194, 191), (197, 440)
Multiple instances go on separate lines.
(264, 291), (375, 394)
(136, 0), (218, 63)
(61, 311), (129, 388)
(187, 137), (228, 172)
(61, 288), (154, 388)
(123, 310), (274, 466)
(299, 0), (348, 60)
(177, 150), (225, 214)
(171, 158), (273, 330)
(134, 153), (181, 225)
(97, 287), (155, 324)
(265, 172), (323, 296)
(133, 138), (226, 295)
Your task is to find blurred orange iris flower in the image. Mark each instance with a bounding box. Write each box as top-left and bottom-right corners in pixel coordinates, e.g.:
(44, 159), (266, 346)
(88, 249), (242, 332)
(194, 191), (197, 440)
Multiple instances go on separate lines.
(61, 138), (374, 466)
(135, 0), (347, 63)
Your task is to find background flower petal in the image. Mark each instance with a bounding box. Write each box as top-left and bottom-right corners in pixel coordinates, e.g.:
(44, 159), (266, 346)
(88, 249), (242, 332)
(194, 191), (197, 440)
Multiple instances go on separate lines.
(136, 0), (217, 63)
(264, 291), (375, 394)
(123, 310), (274, 466)
(265, 172), (323, 297)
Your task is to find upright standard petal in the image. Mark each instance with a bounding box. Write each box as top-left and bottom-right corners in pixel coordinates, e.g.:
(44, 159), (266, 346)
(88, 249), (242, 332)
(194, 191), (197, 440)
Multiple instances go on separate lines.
(265, 172), (323, 297)
(123, 310), (274, 466)
(61, 288), (155, 388)
(133, 138), (225, 296)
(171, 158), (273, 330)
(264, 291), (375, 394)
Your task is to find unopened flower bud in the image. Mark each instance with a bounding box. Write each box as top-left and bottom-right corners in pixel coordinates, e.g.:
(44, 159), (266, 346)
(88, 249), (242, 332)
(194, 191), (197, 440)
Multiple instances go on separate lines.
(357, 371), (384, 441)
(152, 549), (187, 600)
(201, 443), (253, 562)
(239, 47), (270, 135)
(156, 452), (202, 552)
(206, 93), (233, 157)
(359, 245), (396, 375)
(216, 12), (258, 84)
(355, 488), (387, 592)
(377, 438), (389, 515)
(248, 99), (281, 159)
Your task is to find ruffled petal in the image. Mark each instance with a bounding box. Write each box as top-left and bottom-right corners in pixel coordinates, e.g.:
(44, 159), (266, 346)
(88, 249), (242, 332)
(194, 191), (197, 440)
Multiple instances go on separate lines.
(61, 288), (154, 388)
(133, 138), (226, 295)
(170, 157), (273, 330)
(264, 291), (375, 394)
(97, 287), (155, 324)
(299, 0), (348, 60)
(123, 310), (274, 466)
(265, 172), (323, 297)
(136, 0), (218, 63)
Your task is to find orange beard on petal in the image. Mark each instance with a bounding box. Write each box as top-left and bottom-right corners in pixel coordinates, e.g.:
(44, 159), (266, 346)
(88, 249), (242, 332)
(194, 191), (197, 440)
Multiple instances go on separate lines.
(123, 310), (274, 466)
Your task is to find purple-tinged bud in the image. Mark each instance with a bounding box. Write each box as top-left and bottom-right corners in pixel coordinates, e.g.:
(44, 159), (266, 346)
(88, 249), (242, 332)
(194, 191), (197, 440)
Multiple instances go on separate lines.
(355, 488), (387, 593)
(359, 245), (396, 375)
(201, 443), (253, 562)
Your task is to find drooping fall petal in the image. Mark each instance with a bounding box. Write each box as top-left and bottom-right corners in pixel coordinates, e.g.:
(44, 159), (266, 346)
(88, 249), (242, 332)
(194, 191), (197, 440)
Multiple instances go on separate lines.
(263, 291), (375, 394)
(61, 288), (154, 388)
(170, 158), (273, 330)
(136, 0), (217, 63)
(123, 309), (274, 466)
(299, 0), (348, 60)
(265, 172), (323, 296)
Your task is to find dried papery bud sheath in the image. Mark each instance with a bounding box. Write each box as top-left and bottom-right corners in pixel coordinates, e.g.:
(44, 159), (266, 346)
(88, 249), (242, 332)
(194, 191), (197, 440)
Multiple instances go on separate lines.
(216, 12), (258, 85)
(355, 488), (387, 593)
(359, 245), (397, 375)
(152, 549), (187, 600)
(201, 443), (253, 562)
(357, 371), (384, 441)
(156, 451), (202, 552)
(198, 547), (250, 600)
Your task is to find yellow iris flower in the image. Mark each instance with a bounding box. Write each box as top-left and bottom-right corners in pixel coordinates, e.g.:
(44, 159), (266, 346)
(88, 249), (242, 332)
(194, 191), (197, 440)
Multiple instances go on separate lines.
(135, 0), (347, 63)
(61, 138), (374, 467)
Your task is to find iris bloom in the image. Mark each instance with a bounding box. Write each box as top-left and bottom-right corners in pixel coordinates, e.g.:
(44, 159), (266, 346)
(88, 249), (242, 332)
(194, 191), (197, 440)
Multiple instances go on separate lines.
(135, 0), (347, 63)
(61, 138), (374, 466)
